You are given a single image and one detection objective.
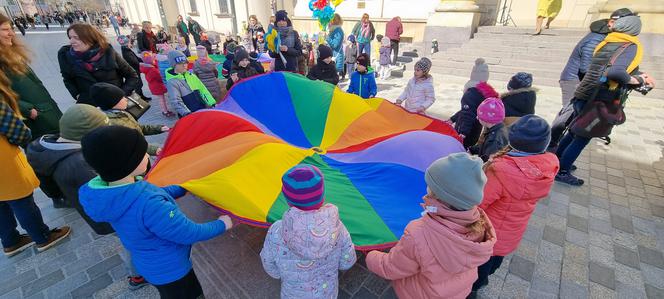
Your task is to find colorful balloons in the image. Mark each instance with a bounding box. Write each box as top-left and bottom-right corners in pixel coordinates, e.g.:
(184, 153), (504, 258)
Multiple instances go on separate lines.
(308, 0), (342, 31)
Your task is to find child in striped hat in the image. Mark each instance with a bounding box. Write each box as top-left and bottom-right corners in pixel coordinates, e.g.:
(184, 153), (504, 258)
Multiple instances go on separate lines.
(260, 164), (356, 299)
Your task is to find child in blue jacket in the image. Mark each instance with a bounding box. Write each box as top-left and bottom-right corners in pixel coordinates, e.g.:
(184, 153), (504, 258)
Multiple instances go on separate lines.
(78, 126), (233, 299)
(347, 53), (377, 99)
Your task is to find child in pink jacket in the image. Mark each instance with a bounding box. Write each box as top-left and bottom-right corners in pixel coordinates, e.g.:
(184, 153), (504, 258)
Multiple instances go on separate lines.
(395, 57), (435, 114)
(366, 153), (496, 299)
(470, 115), (559, 296)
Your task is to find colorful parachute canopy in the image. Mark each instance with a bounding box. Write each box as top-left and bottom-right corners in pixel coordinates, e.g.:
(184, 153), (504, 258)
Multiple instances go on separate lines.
(147, 72), (463, 250)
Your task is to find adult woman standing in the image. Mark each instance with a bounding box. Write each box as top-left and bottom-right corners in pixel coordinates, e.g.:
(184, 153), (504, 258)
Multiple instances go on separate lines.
(0, 72), (71, 257)
(57, 23), (140, 105)
(176, 15), (190, 48)
(326, 14), (345, 78)
(0, 14), (62, 141)
(269, 10), (302, 72)
(351, 13), (375, 61)
(534, 0), (562, 35)
(247, 15), (264, 52)
(137, 21), (157, 53)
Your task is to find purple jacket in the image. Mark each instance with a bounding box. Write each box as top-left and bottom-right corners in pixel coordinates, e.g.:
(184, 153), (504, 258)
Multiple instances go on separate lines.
(385, 17), (403, 41)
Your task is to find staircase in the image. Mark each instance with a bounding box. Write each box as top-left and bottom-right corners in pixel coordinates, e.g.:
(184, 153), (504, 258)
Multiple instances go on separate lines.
(429, 26), (664, 99)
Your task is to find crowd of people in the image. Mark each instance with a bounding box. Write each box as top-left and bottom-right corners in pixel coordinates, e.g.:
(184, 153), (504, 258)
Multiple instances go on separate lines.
(0, 5), (658, 299)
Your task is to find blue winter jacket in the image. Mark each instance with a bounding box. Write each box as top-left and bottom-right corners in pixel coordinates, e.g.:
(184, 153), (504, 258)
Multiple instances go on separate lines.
(79, 177), (226, 285)
(347, 69), (377, 99)
(560, 19), (610, 81)
(327, 26), (345, 72)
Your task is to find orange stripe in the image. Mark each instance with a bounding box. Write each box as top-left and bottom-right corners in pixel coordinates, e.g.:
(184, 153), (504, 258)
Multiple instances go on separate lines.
(147, 132), (284, 186)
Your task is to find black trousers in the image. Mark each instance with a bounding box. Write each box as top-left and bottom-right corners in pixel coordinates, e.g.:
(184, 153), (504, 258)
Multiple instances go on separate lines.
(390, 39), (399, 65)
(472, 256), (504, 291)
(153, 269), (204, 299)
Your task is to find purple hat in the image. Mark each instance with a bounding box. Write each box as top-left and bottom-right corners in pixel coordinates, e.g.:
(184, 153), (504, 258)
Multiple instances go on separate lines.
(281, 164), (325, 211)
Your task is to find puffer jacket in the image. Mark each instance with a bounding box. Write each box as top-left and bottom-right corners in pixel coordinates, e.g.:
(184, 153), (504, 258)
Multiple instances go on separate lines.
(139, 63), (167, 95)
(450, 82), (498, 147)
(165, 68), (216, 117)
(307, 60), (340, 86)
(260, 204), (356, 299)
(103, 109), (163, 155)
(397, 76), (436, 113)
(327, 26), (345, 72)
(193, 59), (221, 100)
(480, 152), (559, 256)
(347, 69), (377, 99)
(367, 209), (496, 299)
(469, 123), (509, 162)
(501, 87), (537, 126)
(560, 19), (610, 81)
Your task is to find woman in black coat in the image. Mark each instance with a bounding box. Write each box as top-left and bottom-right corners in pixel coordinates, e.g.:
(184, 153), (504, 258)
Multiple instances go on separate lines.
(57, 24), (140, 105)
(269, 11), (302, 72)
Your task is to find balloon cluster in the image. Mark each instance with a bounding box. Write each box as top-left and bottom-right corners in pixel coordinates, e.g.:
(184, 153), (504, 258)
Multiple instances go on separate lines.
(309, 0), (344, 30)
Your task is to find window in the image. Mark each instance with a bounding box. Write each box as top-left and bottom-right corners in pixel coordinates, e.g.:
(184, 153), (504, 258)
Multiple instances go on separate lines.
(218, 0), (230, 14)
(189, 0), (198, 12)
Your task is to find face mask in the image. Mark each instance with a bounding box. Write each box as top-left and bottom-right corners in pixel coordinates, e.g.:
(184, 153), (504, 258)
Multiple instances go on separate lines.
(421, 205), (438, 216)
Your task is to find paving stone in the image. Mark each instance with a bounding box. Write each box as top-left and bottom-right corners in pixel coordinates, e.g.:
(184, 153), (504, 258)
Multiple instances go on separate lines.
(641, 263), (664, 289)
(616, 281), (647, 299)
(379, 287), (398, 299)
(611, 215), (635, 234)
(44, 271), (89, 299)
(565, 243), (588, 264)
(362, 274), (390, 296)
(549, 201), (568, 217)
(638, 245), (664, 269)
(529, 275), (559, 297)
(522, 225), (544, 243)
(567, 214), (589, 233)
(500, 273), (530, 298)
(652, 205), (664, 219)
(589, 262), (616, 290)
(590, 206), (611, 221)
(569, 202), (589, 218)
(0, 269), (38, 296)
(21, 270), (65, 298)
(86, 254), (124, 279)
(543, 225), (565, 247)
(614, 263), (644, 289)
(340, 265), (371, 295)
(589, 245), (616, 268)
(37, 251), (77, 277)
(508, 255), (536, 282)
(70, 273), (112, 298)
(62, 249), (104, 276)
(351, 287), (379, 299)
(570, 194), (590, 207)
(613, 230), (638, 251)
(614, 245), (640, 269)
(589, 218), (615, 235)
(590, 196), (610, 209)
(645, 284), (664, 299)
(559, 279), (588, 299)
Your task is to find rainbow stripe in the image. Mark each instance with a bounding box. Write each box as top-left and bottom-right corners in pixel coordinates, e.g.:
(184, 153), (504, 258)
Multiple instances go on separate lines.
(147, 72), (463, 249)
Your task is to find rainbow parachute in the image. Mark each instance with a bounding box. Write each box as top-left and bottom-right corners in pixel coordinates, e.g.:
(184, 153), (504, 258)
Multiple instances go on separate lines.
(147, 72), (463, 249)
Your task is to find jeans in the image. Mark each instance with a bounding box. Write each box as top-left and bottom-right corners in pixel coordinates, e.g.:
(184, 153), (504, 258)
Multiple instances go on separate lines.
(113, 25), (121, 36)
(390, 39), (399, 65)
(556, 100), (591, 172)
(345, 63), (355, 78)
(0, 194), (50, 248)
(358, 42), (371, 61)
(472, 256), (504, 291)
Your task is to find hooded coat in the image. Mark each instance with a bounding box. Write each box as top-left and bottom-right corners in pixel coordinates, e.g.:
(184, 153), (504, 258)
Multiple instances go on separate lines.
(480, 153), (559, 256)
(501, 87), (538, 126)
(326, 25), (345, 72)
(450, 82), (499, 148)
(397, 76), (436, 113)
(367, 209), (496, 299)
(307, 59), (340, 86)
(260, 204), (356, 299)
(560, 19), (610, 81)
(78, 179), (227, 285)
(347, 68), (377, 99)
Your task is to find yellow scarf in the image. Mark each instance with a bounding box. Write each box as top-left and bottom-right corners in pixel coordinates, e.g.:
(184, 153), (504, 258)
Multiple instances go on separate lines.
(594, 32), (643, 75)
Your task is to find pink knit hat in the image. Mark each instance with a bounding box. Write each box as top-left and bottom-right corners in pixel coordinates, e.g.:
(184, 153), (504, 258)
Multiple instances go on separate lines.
(477, 97), (505, 125)
(141, 51), (156, 66)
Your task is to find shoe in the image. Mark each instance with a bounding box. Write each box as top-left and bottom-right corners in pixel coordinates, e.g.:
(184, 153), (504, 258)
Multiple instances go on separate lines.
(555, 172), (584, 186)
(570, 165), (577, 172)
(3, 235), (35, 257)
(128, 275), (148, 290)
(36, 226), (71, 252)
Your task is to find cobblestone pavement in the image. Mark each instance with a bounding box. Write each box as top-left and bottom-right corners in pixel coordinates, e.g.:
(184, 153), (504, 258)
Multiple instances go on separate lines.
(1, 27), (663, 299)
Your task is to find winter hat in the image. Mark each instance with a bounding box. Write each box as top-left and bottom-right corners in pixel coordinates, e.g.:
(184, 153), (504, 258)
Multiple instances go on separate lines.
(348, 34), (356, 43)
(381, 37), (391, 47)
(425, 153), (487, 211)
(281, 164), (325, 211)
(195, 45), (208, 58)
(234, 48), (249, 64)
(508, 114), (551, 154)
(477, 97), (505, 125)
(117, 35), (130, 46)
(470, 58), (489, 82)
(612, 15), (642, 36)
(508, 72), (533, 90)
(226, 42), (237, 55)
(415, 57), (432, 74)
(357, 53), (369, 68)
(610, 8), (637, 20)
(90, 83), (125, 110)
(376, 34), (384, 42)
(168, 50), (188, 67)
(59, 104), (109, 141)
(317, 44), (333, 60)
(249, 51), (259, 61)
(275, 10), (289, 24)
(141, 51), (156, 65)
(81, 126), (148, 182)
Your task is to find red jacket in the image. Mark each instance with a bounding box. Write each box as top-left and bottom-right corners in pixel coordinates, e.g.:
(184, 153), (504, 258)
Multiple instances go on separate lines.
(139, 63), (167, 95)
(479, 153), (559, 256)
(385, 17), (403, 41)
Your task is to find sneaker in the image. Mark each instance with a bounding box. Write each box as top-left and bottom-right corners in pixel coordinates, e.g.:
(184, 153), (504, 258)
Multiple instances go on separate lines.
(128, 275), (148, 290)
(3, 234), (35, 257)
(555, 172), (584, 186)
(36, 226), (71, 252)
(570, 165), (578, 172)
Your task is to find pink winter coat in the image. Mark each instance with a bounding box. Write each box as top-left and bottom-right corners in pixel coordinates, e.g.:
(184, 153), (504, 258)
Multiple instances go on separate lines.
(397, 76), (436, 113)
(385, 17), (403, 41)
(479, 153), (559, 256)
(367, 207), (496, 299)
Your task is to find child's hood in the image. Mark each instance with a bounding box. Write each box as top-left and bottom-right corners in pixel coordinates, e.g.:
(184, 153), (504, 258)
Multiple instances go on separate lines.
(80, 177), (151, 223)
(280, 204), (345, 259)
(491, 153), (559, 200)
(165, 68), (186, 81)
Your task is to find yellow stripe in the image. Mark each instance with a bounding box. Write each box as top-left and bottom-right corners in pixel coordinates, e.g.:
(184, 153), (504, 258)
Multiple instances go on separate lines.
(181, 143), (314, 222)
(319, 88), (372, 149)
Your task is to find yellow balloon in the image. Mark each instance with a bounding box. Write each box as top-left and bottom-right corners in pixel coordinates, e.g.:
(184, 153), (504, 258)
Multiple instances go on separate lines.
(332, 0), (344, 7)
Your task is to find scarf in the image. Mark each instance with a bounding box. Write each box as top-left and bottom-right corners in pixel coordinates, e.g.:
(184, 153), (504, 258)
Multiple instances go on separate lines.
(145, 30), (157, 52)
(277, 26), (295, 48)
(69, 46), (103, 72)
(594, 32), (643, 90)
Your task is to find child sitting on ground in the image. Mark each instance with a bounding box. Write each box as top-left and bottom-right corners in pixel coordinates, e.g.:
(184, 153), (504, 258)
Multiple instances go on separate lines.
(347, 53), (377, 99)
(79, 125), (233, 299)
(470, 115), (558, 297)
(307, 45), (339, 85)
(366, 153), (496, 299)
(469, 97), (508, 162)
(193, 45), (222, 101)
(378, 37), (392, 80)
(395, 58), (435, 114)
(90, 83), (169, 156)
(343, 35), (357, 81)
(140, 52), (174, 117)
(165, 50), (217, 117)
(450, 81), (499, 149)
(226, 49), (259, 90)
(260, 164), (356, 298)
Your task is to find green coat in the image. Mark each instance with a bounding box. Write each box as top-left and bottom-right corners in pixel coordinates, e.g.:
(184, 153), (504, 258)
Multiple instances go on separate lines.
(104, 109), (164, 155)
(10, 69), (63, 140)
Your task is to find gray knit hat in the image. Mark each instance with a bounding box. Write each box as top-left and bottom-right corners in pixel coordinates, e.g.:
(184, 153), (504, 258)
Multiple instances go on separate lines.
(167, 50), (188, 67)
(415, 57), (432, 74)
(470, 58), (489, 82)
(59, 104), (110, 141)
(612, 15), (641, 36)
(424, 153), (487, 211)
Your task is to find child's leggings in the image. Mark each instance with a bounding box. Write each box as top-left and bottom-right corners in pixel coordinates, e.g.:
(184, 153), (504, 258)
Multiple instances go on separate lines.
(154, 94), (173, 114)
(379, 64), (390, 79)
(472, 255), (505, 291)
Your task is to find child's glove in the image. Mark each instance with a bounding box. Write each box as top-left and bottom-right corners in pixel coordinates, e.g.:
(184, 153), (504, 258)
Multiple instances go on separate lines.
(218, 215), (233, 230)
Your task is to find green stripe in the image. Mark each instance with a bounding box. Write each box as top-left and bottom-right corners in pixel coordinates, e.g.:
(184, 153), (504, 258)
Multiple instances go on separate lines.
(267, 154), (397, 247)
(283, 73), (334, 147)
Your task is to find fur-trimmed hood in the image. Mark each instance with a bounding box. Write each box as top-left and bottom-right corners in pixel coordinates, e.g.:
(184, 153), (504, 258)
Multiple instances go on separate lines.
(476, 81), (500, 99)
(501, 86), (538, 98)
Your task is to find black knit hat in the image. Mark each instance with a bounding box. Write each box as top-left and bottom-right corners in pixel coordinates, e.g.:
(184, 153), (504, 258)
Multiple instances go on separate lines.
(317, 45), (333, 61)
(90, 83), (125, 110)
(357, 53), (369, 68)
(610, 8), (637, 20)
(81, 126), (148, 182)
(509, 115), (551, 154)
(275, 10), (289, 24)
(234, 48), (249, 64)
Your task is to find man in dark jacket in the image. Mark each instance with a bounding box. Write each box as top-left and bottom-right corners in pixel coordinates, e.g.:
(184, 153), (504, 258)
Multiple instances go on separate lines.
(307, 45), (339, 85)
(187, 16), (204, 45)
